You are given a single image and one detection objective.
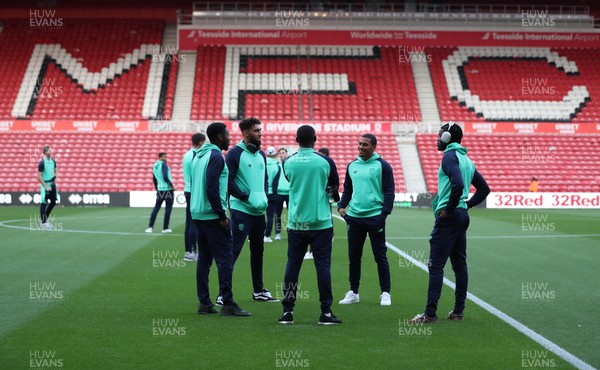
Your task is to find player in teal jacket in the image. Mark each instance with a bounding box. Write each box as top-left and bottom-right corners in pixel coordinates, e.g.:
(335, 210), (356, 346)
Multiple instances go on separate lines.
(274, 147), (290, 240)
(278, 125), (342, 325)
(222, 117), (277, 305)
(264, 146), (282, 242)
(182, 133), (205, 261)
(190, 122), (251, 317)
(411, 122), (489, 324)
(37, 145), (58, 229)
(337, 134), (395, 306)
(146, 152), (174, 233)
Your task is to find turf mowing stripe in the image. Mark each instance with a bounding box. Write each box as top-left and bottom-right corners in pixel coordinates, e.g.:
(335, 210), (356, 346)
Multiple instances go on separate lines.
(332, 214), (596, 370)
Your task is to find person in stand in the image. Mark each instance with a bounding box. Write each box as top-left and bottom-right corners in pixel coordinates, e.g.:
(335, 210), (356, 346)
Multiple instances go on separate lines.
(529, 177), (538, 192)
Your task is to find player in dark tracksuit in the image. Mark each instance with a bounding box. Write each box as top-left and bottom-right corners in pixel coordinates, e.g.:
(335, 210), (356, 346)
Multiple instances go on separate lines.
(182, 133), (206, 261)
(264, 146), (281, 242)
(190, 122), (250, 316)
(337, 134), (395, 306)
(411, 122), (490, 323)
(278, 125), (342, 325)
(222, 117), (277, 304)
(146, 152), (175, 233)
(37, 145), (58, 229)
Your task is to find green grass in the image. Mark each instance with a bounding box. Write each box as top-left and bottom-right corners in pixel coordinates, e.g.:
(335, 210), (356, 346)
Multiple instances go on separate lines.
(0, 206), (598, 369)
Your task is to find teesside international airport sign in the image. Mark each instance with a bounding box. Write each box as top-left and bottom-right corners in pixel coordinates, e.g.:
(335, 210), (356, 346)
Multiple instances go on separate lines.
(178, 29), (600, 51)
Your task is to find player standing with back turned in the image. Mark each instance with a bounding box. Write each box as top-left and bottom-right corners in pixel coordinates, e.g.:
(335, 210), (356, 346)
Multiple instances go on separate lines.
(278, 125), (342, 325)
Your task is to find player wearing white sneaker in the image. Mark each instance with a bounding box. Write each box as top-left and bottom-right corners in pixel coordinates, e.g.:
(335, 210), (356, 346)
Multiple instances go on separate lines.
(264, 146), (281, 242)
(37, 146), (58, 228)
(380, 292), (391, 306)
(147, 153), (175, 233)
(337, 134), (394, 305)
(183, 133), (206, 261)
(339, 290), (359, 304)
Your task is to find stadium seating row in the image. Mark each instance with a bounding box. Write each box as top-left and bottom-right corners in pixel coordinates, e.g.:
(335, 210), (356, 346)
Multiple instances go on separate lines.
(2, 17), (599, 124)
(1, 132), (405, 193)
(0, 20), (169, 120)
(416, 133), (600, 193)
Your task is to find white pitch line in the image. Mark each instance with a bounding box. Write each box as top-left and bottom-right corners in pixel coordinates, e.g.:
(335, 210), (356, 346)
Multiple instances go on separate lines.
(386, 233), (600, 240)
(332, 214), (595, 370)
(0, 219), (183, 237)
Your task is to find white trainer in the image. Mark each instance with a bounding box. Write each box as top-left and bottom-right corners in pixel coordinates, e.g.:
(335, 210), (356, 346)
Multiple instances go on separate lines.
(264, 236), (273, 243)
(191, 252), (198, 261)
(303, 251), (313, 260)
(162, 229), (172, 233)
(339, 290), (359, 304)
(380, 292), (391, 306)
(274, 233), (281, 240)
(183, 252), (195, 262)
(145, 227), (153, 233)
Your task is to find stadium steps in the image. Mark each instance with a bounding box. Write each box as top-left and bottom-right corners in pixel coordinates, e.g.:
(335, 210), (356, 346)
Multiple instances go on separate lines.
(171, 52), (197, 121)
(161, 24), (177, 53)
(397, 139), (428, 194)
(411, 52), (441, 125)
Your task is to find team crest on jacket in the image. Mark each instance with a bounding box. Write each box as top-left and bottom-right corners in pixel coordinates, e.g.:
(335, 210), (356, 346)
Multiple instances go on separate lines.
(238, 223), (245, 231)
(369, 168), (375, 174)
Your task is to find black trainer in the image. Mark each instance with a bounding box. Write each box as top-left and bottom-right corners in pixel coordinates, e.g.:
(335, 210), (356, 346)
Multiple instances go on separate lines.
(318, 311), (342, 325)
(252, 289), (280, 302)
(220, 302), (252, 316)
(198, 303), (218, 314)
(278, 311), (294, 324)
(447, 311), (464, 321)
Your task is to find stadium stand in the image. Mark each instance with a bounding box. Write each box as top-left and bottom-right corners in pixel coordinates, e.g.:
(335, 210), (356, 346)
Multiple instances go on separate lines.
(191, 45), (420, 122)
(429, 46), (597, 123)
(0, 19), (174, 120)
(417, 133), (600, 193)
(1, 131), (405, 193)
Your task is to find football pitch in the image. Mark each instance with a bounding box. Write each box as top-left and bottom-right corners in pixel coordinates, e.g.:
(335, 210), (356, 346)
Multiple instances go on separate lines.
(0, 206), (598, 369)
